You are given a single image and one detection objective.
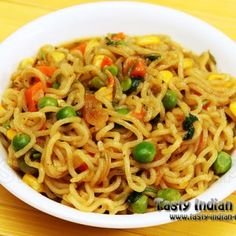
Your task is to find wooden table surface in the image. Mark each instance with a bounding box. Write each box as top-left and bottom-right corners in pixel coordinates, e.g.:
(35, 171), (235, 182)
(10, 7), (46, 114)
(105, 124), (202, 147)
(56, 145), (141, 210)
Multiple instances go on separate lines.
(1, 0), (236, 235)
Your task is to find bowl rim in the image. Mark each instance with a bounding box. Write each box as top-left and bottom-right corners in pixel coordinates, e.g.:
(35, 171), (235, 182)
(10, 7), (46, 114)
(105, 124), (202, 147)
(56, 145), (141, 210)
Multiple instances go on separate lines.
(1, 1), (236, 229)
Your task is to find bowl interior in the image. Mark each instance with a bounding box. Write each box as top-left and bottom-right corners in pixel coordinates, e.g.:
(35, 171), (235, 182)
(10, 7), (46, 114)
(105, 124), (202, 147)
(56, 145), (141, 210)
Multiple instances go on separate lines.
(0, 1), (236, 228)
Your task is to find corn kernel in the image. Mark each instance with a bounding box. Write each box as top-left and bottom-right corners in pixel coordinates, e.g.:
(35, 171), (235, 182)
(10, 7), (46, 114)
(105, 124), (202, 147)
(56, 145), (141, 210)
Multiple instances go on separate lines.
(159, 70), (173, 83)
(230, 101), (236, 117)
(208, 74), (225, 81)
(6, 129), (16, 140)
(136, 36), (160, 46)
(19, 58), (34, 69)
(23, 174), (43, 192)
(183, 58), (194, 69)
(93, 55), (105, 67)
(50, 51), (65, 63)
(95, 86), (113, 101)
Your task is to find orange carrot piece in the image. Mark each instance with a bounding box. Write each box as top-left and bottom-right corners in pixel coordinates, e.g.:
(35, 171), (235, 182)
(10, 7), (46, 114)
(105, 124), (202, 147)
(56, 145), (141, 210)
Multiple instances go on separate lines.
(131, 59), (146, 78)
(111, 32), (125, 41)
(37, 65), (57, 77)
(25, 82), (44, 112)
(132, 107), (146, 121)
(101, 56), (113, 69)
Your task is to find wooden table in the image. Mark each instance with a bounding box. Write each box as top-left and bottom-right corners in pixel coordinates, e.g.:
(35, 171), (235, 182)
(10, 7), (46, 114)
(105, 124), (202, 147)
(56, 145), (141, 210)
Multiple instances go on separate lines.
(1, 1), (236, 235)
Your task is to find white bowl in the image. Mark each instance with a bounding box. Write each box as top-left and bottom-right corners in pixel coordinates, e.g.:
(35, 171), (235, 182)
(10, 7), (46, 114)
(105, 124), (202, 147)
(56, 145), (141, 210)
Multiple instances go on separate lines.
(0, 1), (236, 229)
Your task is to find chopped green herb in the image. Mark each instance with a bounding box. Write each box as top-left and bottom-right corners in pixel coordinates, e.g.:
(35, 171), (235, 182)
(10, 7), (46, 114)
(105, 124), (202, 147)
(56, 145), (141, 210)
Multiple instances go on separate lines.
(127, 191), (143, 204)
(183, 126), (195, 140)
(182, 114), (198, 140)
(145, 54), (161, 61)
(183, 114), (198, 131)
(105, 37), (125, 46)
(150, 114), (160, 126)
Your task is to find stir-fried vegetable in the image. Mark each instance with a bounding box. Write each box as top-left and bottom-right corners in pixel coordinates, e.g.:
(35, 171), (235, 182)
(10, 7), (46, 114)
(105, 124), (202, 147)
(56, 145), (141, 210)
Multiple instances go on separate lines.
(157, 188), (181, 202)
(150, 114), (160, 126)
(56, 106), (77, 120)
(12, 133), (31, 151)
(105, 33), (125, 46)
(116, 107), (130, 115)
(37, 65), (57, 77)
(132, 108), (146, 121)
(121, 77), (132, 92)
(105, 65), (119, 76)
(162, 90), (177, 110)
(52, 81), (60, 89)
(132, 141), (156, 163)
(213, 151), (232, 175)
(89, 76), (105, 90)
(127, 191), (148, 213)
(130, 59), (146, 78)
(25, 81), (45, 112)
(182, 114), (198, 140)
(124, 77), (143, 95)
(101, 56), (113, 68)
(38, 96), (58, 109)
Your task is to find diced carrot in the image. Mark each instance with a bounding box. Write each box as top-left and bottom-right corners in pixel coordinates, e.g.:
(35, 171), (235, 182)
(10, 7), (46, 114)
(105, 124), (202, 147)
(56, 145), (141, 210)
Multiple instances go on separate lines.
(111, 32), (125, 41)
(71, 42), (87, 55)
(101, 56), (113, 69)
(203, 101), (210, 110)
(131, 59), (146, 78)
(132, 107), (146, 121)
(25, 82), (45, 112)
(37, 66), (57, 77)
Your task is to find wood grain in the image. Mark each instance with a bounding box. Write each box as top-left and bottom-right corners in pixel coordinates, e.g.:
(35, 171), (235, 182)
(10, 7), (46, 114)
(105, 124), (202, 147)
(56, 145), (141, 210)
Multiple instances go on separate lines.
(0, 1), (236, 235)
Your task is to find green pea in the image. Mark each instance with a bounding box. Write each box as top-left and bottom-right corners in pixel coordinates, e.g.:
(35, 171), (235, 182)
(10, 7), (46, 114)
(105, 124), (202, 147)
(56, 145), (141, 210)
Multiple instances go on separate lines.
(116, 107), (130, 115)
(125, 77), (143, 95)
(157, 188), (181, 202)
(162, 90), (177, 110)
(89, 76), (105, 89)
(56, 106), (77, 120)
(52, 81), (60, 89)
(121, 77), (132, 92)
(38, 96), (58, 109)
(12, 133), (31, 151)
(130, 194), (148, 213)
(17, 157), (37, 175)
(213, 151), (232, 175)
(132, 141), (156, 163)
(105, 65), (119, 76)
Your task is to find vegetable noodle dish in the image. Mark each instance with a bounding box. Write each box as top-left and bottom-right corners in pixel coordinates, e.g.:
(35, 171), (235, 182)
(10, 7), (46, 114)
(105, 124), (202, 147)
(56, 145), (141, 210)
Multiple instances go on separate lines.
(0, 33), (236, 214)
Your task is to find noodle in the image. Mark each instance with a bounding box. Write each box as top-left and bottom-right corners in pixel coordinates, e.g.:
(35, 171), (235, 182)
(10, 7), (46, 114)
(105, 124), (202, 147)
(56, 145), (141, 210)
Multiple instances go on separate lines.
(0, 33), (236, 214)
